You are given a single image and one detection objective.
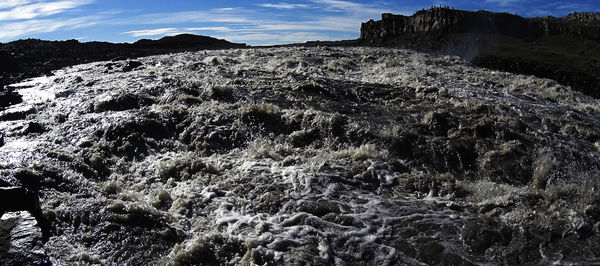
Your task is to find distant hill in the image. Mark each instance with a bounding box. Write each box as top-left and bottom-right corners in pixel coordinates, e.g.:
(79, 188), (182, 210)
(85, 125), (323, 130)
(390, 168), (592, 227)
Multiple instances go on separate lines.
(0, 34), (246, 88)
(360, 8), (600, 98)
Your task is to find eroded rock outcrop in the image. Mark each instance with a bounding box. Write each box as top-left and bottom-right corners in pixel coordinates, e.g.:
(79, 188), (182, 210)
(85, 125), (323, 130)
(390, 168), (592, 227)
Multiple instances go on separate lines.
(360, 8), (600, 98)
(360, 8), (600, 43)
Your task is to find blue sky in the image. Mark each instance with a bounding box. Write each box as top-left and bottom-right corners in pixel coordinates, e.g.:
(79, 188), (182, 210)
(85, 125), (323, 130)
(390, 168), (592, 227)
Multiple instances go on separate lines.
(1, 0), (599, 45)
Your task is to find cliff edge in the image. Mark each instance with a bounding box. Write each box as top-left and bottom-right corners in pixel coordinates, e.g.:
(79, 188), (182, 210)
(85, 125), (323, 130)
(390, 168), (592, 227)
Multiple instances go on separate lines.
(360, 8), (600, 98)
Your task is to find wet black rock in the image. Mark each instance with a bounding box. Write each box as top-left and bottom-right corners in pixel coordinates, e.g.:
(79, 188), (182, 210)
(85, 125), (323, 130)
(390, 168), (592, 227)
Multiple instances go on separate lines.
(0, 91), (22, 109)
(93, 93), (155, 112)
(296, 83), (331, 97)
(21, 122), (46, 135)
(13, 169), (44, 189)
(208, 86), (235, 101)
(122, 61), (143, 72)
(0, 212), (50, 265)
(585, 205), (600, 222)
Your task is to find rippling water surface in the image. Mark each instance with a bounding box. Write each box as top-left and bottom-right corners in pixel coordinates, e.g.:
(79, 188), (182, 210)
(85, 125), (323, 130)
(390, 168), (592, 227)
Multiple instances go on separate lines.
(1, 47), (599, 265)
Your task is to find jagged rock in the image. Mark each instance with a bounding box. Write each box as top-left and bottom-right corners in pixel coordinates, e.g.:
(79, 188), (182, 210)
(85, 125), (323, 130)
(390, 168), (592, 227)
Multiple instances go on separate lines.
(0, 212), (50, 265)
(361, 8), (600, 42)
(0, 91), (23, 108)
(21, 122), (46, 135)
(93, 93), (155, 112)
(585, 205), (600, 222)
(0, 187), (51, 242)
(122, 60), (143, 72)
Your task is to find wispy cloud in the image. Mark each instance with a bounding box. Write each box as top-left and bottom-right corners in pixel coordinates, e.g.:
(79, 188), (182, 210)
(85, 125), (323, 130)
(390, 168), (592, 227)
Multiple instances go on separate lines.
(110, 1), (400, 45)
(186, 27), (232, 32)
(258, 3), (309, 9)
(10, 0), (592, 46)
(0, 0), (92, 21)
(122, 28), (179, 37)
(310, 0), (389, 16)
(0, 15), (99, 40)
(0, 0), (35, 9)
(121, 10), (253, 25)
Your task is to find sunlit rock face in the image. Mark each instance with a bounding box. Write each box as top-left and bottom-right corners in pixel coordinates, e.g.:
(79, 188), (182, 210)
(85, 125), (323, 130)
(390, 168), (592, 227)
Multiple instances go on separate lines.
(1, 47), (599, 265)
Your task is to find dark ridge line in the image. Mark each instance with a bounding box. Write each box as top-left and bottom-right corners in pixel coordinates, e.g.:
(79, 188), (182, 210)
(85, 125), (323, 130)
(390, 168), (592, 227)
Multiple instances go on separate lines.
(0, 34), (246, 90)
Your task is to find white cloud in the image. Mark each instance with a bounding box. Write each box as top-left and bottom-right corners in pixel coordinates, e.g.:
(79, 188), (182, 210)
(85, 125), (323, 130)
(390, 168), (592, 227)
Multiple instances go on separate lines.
(279, 31), (334, 42)
(0, 15), (99, 40)
(253, 16), (359, 32)
(120, 10), (252, 25)
(122, 28), (179, 37)
(218, 33), (279, 42)
(0, 0), (405, 45)
(310, 0), (387, 16)
(186, 27), (231, 32)
(0, 0), (93, 21)
(258, 3), (309, 9)
(0, 0), (35, 9)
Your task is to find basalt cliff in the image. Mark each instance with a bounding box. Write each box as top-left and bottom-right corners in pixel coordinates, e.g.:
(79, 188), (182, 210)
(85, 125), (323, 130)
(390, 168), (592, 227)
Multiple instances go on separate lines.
(360, 8), (600, 98)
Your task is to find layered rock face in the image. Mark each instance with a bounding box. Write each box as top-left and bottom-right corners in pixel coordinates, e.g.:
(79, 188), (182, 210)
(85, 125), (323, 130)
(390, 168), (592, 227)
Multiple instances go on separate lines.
(361, 8), (600, 42)
(360, 8), (600, 99)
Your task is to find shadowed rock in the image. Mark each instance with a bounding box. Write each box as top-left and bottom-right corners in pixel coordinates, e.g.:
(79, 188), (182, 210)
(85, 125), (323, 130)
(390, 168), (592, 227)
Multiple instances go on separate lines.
(0, 187), (51, 243)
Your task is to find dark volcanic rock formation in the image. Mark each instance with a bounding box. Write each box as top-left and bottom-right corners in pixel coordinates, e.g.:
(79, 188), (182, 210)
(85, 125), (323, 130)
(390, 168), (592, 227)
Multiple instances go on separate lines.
(361, 9), (600, 42)
(360, 8), (600, 98)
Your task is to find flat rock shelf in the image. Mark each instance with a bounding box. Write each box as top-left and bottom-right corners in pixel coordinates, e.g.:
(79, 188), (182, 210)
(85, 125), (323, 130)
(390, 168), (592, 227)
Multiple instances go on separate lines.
(1, 47), (599, 265)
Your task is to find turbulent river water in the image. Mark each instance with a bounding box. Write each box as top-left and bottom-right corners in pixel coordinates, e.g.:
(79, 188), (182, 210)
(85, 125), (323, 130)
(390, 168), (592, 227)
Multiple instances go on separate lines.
(1, 47), (599, 265)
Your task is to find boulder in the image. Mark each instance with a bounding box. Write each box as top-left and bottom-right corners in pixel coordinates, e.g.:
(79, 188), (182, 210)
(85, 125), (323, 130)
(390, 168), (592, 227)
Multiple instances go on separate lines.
(0, 91), (22, 108)
(122, 60), (143, 72)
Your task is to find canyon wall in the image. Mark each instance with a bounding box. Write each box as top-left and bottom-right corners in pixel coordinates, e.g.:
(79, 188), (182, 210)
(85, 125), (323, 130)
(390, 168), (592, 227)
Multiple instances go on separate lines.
(360, 7), (600, 42)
